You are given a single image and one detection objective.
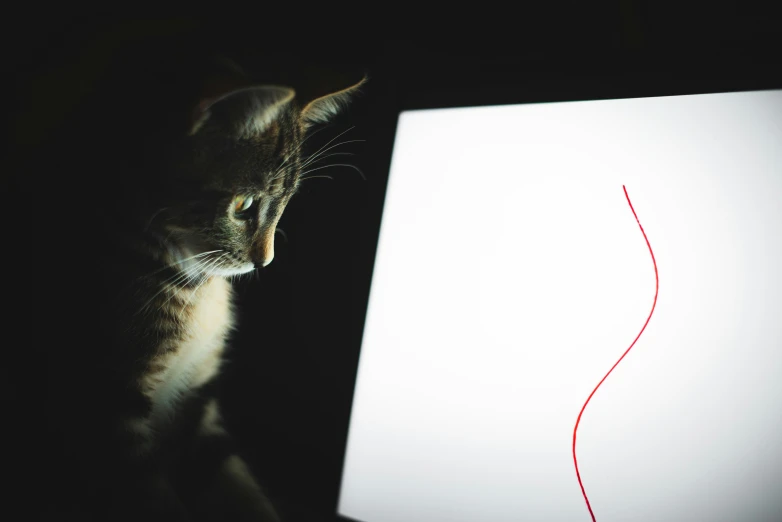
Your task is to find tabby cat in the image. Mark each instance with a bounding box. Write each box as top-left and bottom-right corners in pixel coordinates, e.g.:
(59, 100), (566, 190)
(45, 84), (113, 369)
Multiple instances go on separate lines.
(43, 48), (365, 521)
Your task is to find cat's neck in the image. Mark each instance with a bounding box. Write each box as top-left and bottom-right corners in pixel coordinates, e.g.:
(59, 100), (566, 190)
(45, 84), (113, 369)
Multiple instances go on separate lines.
(157, 274), (232, 323)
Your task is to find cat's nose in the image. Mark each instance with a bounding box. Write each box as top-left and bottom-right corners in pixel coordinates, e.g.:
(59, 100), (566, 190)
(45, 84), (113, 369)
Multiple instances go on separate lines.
(254, 255), (273, 269)
(254, 249), (274, 268)
(253, 232), (275, 268)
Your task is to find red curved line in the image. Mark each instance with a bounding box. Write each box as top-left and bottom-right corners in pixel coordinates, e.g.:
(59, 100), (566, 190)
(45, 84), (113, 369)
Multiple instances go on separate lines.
(572, 185), (660, 521)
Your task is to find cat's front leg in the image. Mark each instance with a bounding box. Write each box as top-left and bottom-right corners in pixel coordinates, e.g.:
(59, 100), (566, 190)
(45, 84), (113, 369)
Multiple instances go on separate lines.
(110, 469), (193, 522)
(108, 412), (192, 521)
(178, 398), (281, 522)
(197, 453), (281, 522)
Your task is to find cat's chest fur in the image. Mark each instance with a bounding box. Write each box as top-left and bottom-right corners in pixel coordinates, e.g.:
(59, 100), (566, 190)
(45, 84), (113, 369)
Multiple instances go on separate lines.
(141, 277), (234, 424)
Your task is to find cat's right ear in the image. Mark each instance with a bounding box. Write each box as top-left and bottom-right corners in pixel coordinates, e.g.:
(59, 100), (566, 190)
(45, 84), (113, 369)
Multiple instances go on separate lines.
(299, 74), (368, 130)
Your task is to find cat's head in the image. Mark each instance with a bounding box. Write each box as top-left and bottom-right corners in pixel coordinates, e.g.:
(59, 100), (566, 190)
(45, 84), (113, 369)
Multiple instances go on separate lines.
(149, 70), (366, 278)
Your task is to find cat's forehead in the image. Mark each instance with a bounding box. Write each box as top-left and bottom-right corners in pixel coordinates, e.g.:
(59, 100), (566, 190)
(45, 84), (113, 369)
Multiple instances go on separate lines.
(259, 121), (301, 194)
(222, 164), (296, 198)
(216, 126), (300, 196)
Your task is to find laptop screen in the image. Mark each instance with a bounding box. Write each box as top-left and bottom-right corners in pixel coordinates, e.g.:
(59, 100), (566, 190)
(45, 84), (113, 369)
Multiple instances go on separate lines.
(338, 90), (782, 522)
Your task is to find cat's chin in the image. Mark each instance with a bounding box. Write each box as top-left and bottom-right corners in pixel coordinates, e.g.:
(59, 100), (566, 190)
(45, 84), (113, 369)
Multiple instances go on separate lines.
(206, 263), (256, 277)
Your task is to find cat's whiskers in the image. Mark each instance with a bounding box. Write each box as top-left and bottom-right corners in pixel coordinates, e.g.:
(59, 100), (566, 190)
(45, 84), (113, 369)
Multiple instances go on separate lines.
(302, 139), (367, 166)
(137, 265), (201, 315)
(272, 124), (334, 179)
(157, 257), (213, 317)
(137, 253), (218, 316)
(153, 258), (211, 309)
(301, 163), (366, 181)
(300, 138), (365, 170)
(300, 126), (355, 167)
(123, 247), (219, 301)
(177, 253), (229, 322)
(140, 249), (224, 280)
(300, 175), (334, 182)
(299, 151), (355, 170)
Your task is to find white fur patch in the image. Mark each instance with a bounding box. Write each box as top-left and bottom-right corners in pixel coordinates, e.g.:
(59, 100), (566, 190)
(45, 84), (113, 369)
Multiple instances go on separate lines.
(208, 262), (255, 277)
(146, 277), (233, 424)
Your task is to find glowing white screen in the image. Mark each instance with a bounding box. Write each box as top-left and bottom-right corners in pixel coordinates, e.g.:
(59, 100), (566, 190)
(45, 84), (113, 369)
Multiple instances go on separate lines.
(338, 90), (782, 522)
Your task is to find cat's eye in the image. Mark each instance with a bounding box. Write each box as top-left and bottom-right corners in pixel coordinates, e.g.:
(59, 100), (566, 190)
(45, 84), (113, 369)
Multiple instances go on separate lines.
(232, 195), (255, 218)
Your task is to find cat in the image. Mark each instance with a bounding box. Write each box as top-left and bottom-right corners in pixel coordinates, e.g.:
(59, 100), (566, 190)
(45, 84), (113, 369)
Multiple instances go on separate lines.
(42, 45), (365, 521)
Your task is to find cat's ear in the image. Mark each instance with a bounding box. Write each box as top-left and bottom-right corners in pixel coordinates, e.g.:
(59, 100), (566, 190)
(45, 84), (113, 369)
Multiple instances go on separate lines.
(299, 75), (368, 129)
(187, 55), (295, 137)
(190, 85), (296, 138)
(188, 54), (252, 135)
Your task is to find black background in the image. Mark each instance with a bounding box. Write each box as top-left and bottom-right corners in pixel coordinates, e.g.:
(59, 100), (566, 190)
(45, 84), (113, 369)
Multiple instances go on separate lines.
(18, 6), (781, 521)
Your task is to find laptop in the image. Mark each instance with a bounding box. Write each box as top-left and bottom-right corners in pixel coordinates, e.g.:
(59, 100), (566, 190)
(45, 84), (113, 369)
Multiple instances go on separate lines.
(337, 87), (782, 522)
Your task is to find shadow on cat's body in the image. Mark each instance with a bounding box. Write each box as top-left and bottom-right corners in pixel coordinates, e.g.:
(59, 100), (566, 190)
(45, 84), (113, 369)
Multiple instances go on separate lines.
(38, 34), (365, 522)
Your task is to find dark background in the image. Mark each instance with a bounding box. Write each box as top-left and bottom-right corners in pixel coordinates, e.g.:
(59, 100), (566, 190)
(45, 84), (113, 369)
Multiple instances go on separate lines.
(18, 7), (781, 521)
